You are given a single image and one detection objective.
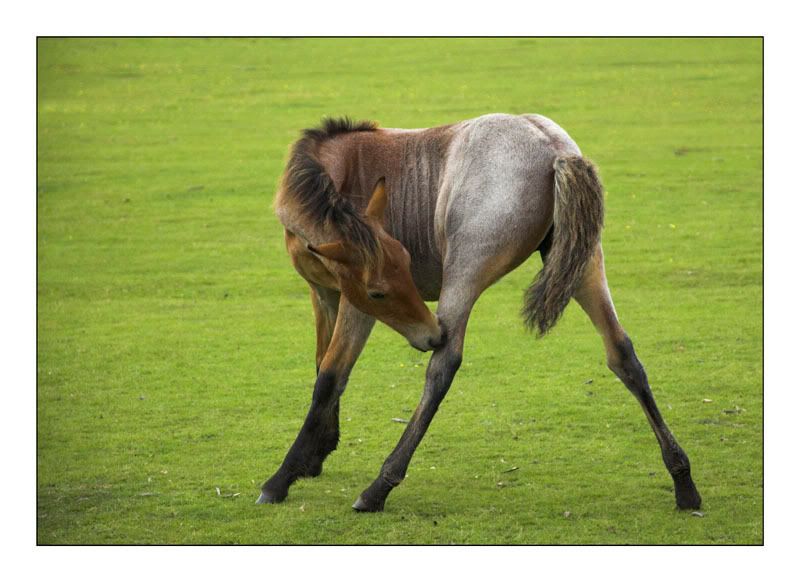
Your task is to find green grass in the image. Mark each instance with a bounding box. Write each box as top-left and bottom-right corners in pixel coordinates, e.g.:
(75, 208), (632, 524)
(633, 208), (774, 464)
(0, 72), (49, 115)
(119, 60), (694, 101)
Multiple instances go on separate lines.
(37, 38), (762, 544)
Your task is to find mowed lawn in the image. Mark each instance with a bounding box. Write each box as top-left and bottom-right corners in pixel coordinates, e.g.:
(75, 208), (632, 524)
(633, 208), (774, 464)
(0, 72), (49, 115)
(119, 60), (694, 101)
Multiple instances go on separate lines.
(37, 38), (762, 544)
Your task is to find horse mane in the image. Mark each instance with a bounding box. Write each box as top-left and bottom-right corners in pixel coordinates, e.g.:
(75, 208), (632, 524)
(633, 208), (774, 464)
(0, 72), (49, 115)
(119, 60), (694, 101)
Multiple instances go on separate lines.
(301, 116), (378, 143)
(283, 117), (380, 266)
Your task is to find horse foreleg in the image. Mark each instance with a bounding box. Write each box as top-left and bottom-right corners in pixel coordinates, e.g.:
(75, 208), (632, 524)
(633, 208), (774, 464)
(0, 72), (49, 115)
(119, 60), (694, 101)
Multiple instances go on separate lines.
(310, 284), (340, 374)
(258, 296), (374, 504)
(574, 245), (702, 509)
(352, 290), (476, 512)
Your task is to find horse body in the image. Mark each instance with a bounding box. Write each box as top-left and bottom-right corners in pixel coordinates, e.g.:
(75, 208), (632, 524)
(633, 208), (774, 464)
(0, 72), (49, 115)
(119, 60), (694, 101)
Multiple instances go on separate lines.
(263, 114), (702, 512)
(279, 113), (575, 299)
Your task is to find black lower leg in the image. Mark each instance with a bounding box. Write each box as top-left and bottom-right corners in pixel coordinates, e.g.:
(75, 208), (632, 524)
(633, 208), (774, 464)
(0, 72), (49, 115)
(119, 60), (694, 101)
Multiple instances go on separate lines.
(259, 371), (342, 504)
(610, 336), (701, 510)
(353, 350), (462, 512)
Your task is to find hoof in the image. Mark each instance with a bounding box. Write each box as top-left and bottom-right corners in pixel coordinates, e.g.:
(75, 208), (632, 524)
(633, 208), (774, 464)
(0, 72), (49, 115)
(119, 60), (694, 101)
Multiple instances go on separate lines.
(352, 495), (384, 513)
(256, 489), (287, 505)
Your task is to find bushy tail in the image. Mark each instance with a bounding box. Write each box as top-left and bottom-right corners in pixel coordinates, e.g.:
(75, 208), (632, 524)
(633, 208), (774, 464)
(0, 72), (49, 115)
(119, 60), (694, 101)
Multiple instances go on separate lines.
(522, 156), (605, 336)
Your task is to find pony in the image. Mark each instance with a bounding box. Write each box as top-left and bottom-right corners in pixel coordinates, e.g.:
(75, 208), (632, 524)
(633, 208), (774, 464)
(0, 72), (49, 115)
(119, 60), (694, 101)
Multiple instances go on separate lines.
(259, 114), (701, 512)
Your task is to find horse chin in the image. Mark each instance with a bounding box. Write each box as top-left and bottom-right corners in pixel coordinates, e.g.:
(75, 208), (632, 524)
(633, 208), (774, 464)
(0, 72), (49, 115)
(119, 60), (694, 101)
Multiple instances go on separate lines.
(408, 338), (433, 353)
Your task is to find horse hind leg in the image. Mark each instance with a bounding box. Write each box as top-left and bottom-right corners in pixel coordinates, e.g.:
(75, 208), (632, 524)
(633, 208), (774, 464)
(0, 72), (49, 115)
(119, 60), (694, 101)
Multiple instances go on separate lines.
(573, 245), (702, 510)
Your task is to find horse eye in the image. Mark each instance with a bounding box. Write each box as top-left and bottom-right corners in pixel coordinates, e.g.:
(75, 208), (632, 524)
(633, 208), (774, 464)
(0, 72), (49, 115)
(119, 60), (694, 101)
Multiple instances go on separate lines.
(368, 291), (386, 300)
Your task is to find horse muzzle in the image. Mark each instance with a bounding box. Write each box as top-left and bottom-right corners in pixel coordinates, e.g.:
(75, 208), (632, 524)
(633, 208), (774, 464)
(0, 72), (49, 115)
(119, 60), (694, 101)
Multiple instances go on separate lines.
(408, 316), (446, 352)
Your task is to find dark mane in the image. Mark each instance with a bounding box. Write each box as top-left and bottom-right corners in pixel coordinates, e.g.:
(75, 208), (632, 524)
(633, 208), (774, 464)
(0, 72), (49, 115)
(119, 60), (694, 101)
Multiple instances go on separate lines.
(284, 117), (380, 263)
(301, 116), (378, 142)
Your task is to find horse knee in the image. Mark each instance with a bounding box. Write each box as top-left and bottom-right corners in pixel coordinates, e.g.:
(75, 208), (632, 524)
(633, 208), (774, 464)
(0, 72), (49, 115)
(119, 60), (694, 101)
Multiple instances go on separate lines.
(314, 368), (351, 401)
(312, 371), (338, 403)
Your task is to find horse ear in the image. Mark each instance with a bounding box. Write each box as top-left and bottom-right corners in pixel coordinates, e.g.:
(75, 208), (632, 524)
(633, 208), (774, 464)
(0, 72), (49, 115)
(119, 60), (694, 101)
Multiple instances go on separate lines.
(308, 241), (356, 265)
(365, 177), (388, 223)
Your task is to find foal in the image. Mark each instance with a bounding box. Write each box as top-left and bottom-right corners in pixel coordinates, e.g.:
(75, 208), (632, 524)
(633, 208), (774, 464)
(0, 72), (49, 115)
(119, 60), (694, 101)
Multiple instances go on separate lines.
(260, 114), (701, 512)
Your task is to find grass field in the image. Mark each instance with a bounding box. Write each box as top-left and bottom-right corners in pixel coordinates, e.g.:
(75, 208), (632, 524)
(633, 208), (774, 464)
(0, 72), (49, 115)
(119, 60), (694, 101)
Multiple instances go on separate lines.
(37, 38), (762, 544)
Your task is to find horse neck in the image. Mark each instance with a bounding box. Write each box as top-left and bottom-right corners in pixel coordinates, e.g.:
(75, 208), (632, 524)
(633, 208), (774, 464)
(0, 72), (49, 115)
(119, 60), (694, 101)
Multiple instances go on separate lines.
(320, 127), (452, 262)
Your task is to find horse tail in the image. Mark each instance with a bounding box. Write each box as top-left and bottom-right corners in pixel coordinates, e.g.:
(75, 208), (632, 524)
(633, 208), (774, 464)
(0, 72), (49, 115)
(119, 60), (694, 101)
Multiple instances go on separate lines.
(522, 155), (605, 336)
